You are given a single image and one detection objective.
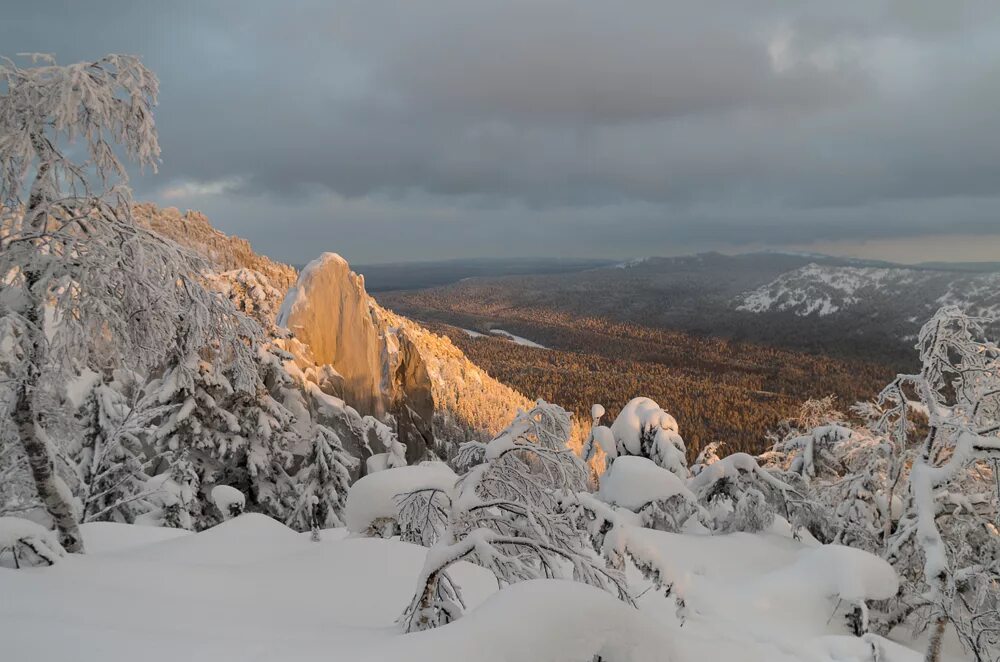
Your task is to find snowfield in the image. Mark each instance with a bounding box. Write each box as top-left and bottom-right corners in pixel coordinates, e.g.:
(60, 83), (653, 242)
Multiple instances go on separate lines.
(488, 328), (548, 349)
(736, 262), (1000, 319)
(0, 513), (943, 662)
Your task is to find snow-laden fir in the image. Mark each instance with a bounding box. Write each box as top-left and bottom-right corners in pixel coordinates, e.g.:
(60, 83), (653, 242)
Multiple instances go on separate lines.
(2, 54), (999, 662)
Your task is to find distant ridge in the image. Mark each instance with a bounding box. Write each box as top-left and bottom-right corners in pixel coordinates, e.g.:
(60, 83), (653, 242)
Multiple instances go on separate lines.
(348, 257), (616, 292)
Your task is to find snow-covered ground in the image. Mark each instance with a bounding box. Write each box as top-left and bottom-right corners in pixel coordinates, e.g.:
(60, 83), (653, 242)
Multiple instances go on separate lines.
(735, 262), (1000, 318)
(0, 514), (953, 661)
(489, 329), (547, 349)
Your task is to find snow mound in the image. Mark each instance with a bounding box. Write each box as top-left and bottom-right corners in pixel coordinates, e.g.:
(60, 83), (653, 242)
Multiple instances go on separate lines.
(610, 397), (680, 454)
(362, 579), (673, 662)
(0, 524), (499, 662)
(345, 463), (457, 533)
(79, 522), (191, 555)
(125, 513), (304, 565)
(0, 516), (58, 549)
(597, 456), (695, 510)
(784, 544), (899, 603)
(211, 485), (246, 516)
(0, 516), (65, 566)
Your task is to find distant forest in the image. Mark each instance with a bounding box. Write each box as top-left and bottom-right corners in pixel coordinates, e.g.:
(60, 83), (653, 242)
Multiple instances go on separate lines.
(401, 307), (895, 458)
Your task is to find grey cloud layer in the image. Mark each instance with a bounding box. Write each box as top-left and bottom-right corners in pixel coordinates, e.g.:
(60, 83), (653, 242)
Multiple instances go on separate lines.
(3, 0), (1000, 261)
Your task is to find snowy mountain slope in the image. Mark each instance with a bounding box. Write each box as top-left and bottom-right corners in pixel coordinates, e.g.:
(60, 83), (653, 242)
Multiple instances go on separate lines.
(736, 262), (1000, 320)
(0, 514), (942, 662)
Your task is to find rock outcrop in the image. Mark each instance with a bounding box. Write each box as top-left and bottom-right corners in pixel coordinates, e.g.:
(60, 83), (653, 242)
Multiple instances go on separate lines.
(278, 254), (388, 418)
(277, 253), (438, 462)
(389, 331), (435, 464)
(139, 203), (532, 464)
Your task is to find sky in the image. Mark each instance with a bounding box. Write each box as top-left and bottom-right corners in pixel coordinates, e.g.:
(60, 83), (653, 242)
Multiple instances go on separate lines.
(4, 0), (1000, 264)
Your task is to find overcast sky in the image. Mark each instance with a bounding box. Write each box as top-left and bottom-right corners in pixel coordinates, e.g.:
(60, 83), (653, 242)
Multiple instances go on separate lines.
(5, 1), (1000, 264)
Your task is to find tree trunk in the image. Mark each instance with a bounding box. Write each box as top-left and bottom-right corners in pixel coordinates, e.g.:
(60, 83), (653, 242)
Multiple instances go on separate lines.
(13, 386), (85, 553)
(9, 134), (85, 553)
(924, 614), (947, 662)
(12, 268), (85, 553)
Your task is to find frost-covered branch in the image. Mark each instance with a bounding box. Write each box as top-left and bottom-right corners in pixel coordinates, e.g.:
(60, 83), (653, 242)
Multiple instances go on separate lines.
(393, 402), (631, 632)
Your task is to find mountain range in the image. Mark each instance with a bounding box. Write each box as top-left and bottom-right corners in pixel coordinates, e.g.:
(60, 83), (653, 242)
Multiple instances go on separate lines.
(379, 251), (1000, 367)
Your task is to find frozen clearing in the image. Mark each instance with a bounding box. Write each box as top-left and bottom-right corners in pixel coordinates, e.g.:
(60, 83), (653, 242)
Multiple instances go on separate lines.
(489, 328), (547, 349)
(0, 513), (961, 661)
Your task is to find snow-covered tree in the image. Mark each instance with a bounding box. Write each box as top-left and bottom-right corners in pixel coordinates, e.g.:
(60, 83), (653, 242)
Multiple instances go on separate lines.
(759, 309), (1000, 659)
(583, 397), (688, 480)
(873, 307), (1000, 661)
(139, 454), (201, 530)
(397, 401), (632, 632)
(688, 452), (792, 533)
(283, 426), (354, 531)
(146, 351), (294, 529)
(75, 372), (172, 523)
(0, 54), (258, 552)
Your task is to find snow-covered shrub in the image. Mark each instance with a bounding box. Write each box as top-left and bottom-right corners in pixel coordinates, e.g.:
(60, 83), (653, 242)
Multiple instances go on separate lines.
(583, 397), (688, 480)
(211, 485), (246, 520)
(139, 458), (201, 530)
(689, 441), (725, 476)
(0, 516), (65, 568)
(596, 456), (699, 533)
(345, 463), (457, 542)
(397, 401), (632, 632)
(731, 488), (774, 533)
(689, 452), (792, 533)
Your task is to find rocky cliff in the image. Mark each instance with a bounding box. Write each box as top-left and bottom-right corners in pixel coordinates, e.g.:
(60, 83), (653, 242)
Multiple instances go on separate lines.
(277, 253), (437, 462)
(140, 204), (530, 462)
(277, 254), (388, 418)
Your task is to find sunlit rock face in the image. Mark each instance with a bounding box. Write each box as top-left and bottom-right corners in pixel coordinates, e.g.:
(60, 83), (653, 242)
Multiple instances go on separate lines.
(279, 253), (388, 418)
(391, 331), (434, 464)
(277, 253), (436, 462)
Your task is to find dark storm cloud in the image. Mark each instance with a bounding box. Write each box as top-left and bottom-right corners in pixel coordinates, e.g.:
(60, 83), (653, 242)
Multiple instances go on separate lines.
(2, 0), (1000, 262)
